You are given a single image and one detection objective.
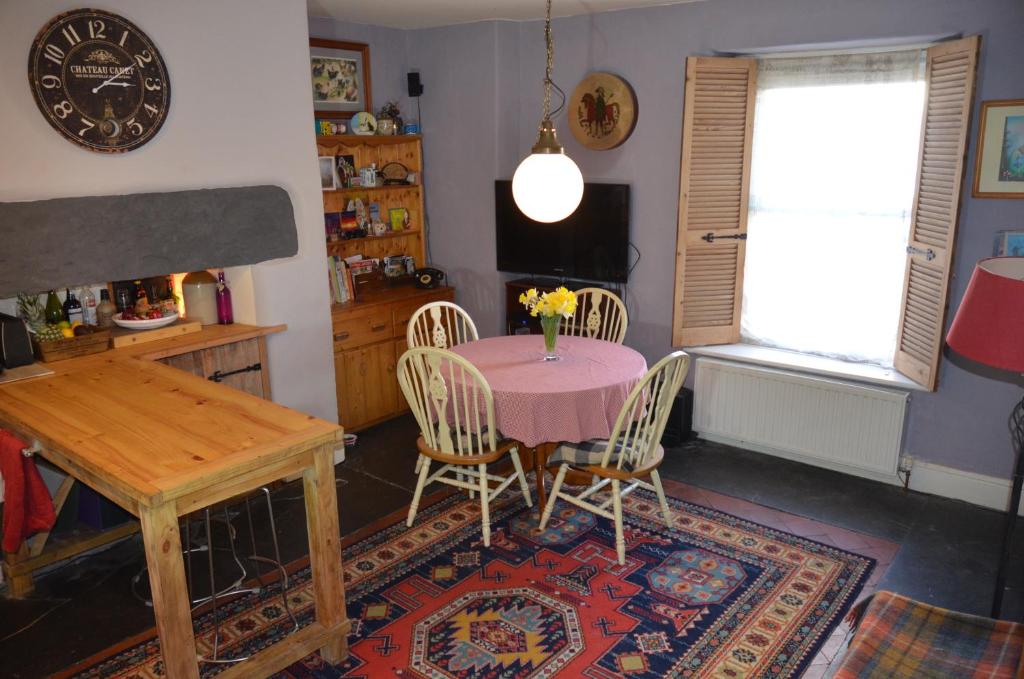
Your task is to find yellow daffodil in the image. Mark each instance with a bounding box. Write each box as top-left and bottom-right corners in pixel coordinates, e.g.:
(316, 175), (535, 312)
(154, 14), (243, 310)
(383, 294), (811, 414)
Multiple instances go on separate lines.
(520, 286), (577, 319)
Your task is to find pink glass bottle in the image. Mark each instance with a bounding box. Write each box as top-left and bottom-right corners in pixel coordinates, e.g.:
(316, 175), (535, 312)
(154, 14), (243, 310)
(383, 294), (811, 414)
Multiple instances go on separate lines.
(216, 270), (234, 324)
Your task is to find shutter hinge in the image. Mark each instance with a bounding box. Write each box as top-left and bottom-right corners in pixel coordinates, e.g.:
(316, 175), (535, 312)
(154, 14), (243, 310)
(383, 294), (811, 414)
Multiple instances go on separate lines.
(906, 245), (936, 261)
(701, 232), (748, 243)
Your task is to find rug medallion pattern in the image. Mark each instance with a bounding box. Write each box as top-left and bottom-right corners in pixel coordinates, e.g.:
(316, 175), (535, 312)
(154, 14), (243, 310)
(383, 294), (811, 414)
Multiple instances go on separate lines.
(69, 488), (874, 678)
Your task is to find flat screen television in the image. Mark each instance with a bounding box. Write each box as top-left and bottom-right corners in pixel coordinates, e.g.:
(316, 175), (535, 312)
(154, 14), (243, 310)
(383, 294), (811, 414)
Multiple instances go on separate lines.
(494, 180), (630, 283)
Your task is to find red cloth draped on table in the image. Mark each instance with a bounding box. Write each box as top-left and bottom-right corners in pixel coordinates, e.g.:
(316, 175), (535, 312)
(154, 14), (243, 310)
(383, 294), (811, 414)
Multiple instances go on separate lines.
(0, 430), (56, 553)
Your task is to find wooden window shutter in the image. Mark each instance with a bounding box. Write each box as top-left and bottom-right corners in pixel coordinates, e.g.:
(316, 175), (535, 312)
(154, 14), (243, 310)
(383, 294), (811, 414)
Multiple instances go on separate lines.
(672, 56), (757, 347)
(895, 36), (980, 390)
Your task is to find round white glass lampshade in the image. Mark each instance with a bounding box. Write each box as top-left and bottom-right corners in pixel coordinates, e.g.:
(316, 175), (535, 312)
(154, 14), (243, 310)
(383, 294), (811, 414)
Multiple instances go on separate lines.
(512, 152), (584, 223)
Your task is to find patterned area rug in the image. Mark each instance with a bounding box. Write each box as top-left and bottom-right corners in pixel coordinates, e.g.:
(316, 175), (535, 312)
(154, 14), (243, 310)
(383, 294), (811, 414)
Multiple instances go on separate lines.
(65, 486), (874, 678)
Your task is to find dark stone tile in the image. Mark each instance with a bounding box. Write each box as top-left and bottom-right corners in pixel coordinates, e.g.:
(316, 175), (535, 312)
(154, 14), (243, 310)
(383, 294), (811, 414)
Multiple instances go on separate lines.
(660, 439), (923, 541)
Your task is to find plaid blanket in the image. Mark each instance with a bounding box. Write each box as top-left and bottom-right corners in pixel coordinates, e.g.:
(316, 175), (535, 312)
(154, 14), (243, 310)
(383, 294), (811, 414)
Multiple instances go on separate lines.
(834, 591), (1024, 678)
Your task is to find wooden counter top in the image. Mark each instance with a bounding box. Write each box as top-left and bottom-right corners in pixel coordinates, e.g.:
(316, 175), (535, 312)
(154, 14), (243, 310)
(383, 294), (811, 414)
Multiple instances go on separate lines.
(0, 323), (339, 512)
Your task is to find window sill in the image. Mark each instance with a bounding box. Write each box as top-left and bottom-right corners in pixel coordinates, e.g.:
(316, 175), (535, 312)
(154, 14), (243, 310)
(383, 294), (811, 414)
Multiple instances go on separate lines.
(683, 343), (927, 392)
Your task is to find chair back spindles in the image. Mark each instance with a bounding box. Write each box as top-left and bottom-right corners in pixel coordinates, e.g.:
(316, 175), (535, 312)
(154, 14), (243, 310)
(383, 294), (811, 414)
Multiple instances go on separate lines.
(407, 302), (480, 350)
(561, 288), (628, 344)
(602, 352), (690, 471)
(397, 346), (497, 456)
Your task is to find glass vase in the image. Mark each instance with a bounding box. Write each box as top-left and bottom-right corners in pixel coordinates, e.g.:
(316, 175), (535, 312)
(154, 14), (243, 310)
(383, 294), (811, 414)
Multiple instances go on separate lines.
(540, 314), (560, 361)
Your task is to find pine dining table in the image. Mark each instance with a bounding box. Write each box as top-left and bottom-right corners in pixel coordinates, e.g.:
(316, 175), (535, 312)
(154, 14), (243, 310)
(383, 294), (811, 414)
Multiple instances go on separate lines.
(450, 334), (647, 509)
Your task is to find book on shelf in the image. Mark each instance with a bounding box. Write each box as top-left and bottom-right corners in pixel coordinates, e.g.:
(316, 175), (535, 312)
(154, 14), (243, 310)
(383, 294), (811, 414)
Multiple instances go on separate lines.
(327, 255), (355, 304)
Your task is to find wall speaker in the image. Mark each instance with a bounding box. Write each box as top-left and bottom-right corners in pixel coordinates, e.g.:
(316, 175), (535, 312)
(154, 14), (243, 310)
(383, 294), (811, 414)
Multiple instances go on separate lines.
(407, 72), (424, 97)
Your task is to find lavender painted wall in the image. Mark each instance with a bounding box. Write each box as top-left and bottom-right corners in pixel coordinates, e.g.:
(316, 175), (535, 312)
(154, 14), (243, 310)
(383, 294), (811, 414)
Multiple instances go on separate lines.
(313, 0), (1024, 479)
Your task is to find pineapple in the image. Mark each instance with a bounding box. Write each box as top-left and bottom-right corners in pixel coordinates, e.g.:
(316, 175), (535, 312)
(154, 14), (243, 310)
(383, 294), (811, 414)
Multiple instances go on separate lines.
(16, 293), (46, 332)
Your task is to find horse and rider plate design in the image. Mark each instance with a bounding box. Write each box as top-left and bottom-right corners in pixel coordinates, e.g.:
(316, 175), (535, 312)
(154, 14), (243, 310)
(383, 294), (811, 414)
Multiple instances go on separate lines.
(569, 71), (638, 150)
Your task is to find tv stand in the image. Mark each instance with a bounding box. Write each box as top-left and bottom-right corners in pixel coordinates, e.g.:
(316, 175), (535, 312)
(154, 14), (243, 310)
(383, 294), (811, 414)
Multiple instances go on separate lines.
(504, 277), (615, 335)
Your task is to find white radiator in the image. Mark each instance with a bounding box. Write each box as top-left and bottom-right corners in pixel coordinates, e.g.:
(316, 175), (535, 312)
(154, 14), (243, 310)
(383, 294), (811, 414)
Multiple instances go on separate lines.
(694, 358), (908, 482)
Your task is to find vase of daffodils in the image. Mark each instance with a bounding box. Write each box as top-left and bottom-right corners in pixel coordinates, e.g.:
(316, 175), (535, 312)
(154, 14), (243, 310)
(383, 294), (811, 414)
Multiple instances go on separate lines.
(519, 286), (578, 361)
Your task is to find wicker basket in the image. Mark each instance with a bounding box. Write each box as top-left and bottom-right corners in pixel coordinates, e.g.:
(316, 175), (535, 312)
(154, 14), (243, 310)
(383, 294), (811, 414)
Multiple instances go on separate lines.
(33, 329), (112, 362)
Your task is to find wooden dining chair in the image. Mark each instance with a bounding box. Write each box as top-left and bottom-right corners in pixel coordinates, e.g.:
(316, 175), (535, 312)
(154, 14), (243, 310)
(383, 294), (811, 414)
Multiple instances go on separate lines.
(561, 287), (628, 343)
(407, 301), (479, 349)
(538, 351), (690, 564)
(398, 346), (532, 546)
(407, 302), (480, 483)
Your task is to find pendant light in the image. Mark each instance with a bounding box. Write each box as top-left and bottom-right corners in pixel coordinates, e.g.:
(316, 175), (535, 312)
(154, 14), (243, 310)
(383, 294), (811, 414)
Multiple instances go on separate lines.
(512, 0), (583, 224)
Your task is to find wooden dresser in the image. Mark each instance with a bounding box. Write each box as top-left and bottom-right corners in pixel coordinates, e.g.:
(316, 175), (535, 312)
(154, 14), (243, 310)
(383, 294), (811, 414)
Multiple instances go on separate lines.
(317, 133), (455, 431)
(333, 285), (453, 431)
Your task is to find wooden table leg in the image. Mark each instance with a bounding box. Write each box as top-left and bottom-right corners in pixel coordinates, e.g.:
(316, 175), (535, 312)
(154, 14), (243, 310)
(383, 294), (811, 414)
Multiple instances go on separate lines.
(533, 442), (555, 512)
(139, 502), (200, 679)
(303, 443), (349, 664)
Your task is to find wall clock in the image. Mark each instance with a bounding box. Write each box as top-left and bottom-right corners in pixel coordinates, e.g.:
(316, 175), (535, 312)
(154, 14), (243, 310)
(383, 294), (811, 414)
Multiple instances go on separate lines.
(568, 72), (637, 150)
(28, 9), (170, 153)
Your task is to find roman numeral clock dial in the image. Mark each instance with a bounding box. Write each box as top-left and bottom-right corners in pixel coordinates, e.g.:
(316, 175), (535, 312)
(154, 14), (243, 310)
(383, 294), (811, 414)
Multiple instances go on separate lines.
(28, 9), (170, 152)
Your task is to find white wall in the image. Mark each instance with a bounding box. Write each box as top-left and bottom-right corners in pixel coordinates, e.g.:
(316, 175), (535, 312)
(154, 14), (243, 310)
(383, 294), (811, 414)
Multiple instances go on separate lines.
(0, 0), (337, 422)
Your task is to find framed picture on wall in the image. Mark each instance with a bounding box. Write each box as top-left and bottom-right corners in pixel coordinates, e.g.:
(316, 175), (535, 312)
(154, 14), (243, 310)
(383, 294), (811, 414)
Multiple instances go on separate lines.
(310, 39), (372, 120)
(973, 99), (1024, 198)
(994, 230), (1024, 256)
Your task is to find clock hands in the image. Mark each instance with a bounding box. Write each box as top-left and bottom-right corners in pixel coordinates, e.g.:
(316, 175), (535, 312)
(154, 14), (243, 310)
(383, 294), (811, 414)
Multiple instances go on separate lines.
(92, 64), (136, 94)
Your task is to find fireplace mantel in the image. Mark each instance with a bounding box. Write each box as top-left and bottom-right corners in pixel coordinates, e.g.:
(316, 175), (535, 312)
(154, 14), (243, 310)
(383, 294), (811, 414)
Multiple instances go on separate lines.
(0, 185), (298, 297)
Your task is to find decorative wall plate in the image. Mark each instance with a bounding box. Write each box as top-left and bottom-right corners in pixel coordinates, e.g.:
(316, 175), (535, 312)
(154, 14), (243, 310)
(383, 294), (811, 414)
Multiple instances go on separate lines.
(350, 111), (377, 135)
(568, 72), (637, 150)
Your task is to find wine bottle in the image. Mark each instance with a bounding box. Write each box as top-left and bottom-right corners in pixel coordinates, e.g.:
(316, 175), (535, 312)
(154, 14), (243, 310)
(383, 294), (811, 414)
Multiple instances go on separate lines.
(45, 290), (63, 325)
(216, 271), (233, 325)
(65, 289), (83, 325)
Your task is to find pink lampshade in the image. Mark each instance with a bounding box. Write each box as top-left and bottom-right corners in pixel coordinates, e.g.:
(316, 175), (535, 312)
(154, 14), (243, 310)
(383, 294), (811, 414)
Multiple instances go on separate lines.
(946, 257), (1024, 373)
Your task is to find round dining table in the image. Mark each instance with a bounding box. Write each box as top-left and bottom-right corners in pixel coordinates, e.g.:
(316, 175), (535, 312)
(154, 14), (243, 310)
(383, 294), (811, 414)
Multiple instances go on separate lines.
(450, 334), (647, 509)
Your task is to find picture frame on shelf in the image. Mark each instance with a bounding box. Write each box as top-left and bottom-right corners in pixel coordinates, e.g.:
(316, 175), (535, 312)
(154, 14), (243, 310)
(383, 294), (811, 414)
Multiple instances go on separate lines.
(310, 39), (372, 120)
(324, 212), (341, 241)
(973, 99), (1024, 198)
(336, 155), (356, 186)
(389, 207), (409, 232)
(318, 156), (338, 190)
(315, 118), (345, 136)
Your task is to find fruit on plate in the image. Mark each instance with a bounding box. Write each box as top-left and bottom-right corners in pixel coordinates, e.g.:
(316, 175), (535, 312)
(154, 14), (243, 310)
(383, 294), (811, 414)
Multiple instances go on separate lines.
(119, 307), (176, 321)
(61, 327), (75, 338)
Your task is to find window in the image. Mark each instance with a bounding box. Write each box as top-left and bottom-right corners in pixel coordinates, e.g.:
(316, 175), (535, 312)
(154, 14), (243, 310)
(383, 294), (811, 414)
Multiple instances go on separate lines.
(741, 51), (926, 367)
(672, 37), (980, 390)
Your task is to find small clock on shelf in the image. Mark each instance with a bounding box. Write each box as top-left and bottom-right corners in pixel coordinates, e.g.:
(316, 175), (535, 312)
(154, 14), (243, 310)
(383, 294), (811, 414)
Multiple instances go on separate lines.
(27, 9), (171, 153)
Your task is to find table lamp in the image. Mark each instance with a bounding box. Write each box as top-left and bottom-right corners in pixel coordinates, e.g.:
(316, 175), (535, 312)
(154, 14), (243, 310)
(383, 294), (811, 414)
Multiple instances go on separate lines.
(946, 256), (1024, 617)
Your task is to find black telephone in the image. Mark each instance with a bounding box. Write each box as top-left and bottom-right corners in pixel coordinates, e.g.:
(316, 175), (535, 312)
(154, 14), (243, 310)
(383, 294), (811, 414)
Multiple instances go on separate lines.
(414, 267), (446, 289)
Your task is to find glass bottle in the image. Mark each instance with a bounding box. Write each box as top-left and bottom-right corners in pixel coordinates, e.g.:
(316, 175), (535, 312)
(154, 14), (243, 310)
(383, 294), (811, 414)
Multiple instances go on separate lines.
(80, 287), (97, 325)
(65, 289), (83, 325)
(216, 271), (233, 325)
(134, 280), (149, 311)
(96, 289), (116, 328)
(45, 290), (63, 325)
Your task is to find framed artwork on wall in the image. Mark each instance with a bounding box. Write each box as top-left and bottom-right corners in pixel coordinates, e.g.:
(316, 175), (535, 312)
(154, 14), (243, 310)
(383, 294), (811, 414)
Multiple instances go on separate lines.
(310, 39), (372, 120)
(973, 99), (1024, 198)
(994, 231), (1024, 256)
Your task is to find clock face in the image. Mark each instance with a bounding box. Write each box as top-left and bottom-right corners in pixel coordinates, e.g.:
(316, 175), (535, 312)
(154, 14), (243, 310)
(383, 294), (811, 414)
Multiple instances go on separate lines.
(28, 9), (170, 153)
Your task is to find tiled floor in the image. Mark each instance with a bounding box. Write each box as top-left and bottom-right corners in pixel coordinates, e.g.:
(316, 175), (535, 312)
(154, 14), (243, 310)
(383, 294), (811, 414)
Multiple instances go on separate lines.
(1, 414), (1020, 678)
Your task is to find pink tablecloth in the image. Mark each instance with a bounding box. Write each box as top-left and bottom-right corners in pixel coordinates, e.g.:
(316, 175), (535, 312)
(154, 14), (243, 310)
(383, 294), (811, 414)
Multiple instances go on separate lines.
(450, 335), (647, 447)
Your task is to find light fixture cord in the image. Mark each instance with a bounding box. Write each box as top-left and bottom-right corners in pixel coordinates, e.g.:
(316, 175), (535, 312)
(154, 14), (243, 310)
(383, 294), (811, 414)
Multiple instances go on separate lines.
(543, 0), (553, 121)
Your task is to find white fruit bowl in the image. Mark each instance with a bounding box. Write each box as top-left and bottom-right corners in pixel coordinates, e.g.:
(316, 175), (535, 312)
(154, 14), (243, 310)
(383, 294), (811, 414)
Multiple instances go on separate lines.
(112, 313), (180, 330)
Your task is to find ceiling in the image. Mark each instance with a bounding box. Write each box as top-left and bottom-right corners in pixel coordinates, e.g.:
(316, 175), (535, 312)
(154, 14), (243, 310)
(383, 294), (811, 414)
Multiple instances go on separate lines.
(307, 0), (703, 30)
